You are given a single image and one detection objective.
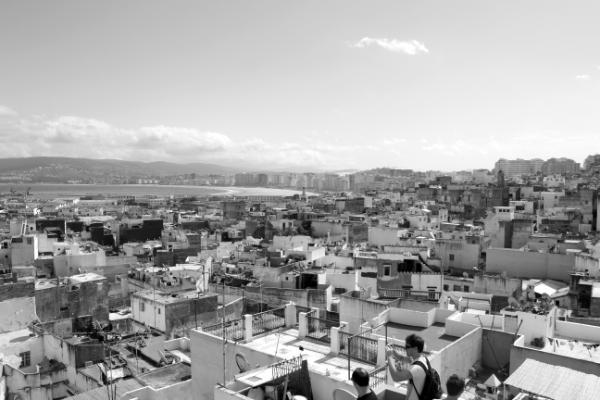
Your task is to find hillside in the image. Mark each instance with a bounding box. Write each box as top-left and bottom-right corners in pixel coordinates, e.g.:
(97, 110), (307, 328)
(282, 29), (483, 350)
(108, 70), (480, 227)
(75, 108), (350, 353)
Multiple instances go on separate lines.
(0, 157), (238, 183)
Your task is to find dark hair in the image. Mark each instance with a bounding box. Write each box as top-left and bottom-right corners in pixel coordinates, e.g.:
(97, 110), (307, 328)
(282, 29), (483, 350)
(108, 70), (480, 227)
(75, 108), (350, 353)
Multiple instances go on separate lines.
(446, 374), (465, 396)
(405, 334), (425, 352)
(351, 368), (370, 387)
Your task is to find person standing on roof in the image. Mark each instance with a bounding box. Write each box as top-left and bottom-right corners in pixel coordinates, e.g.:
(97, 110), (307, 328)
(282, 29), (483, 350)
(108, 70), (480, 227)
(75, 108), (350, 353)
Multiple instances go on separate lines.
(386, 334), (429, 400)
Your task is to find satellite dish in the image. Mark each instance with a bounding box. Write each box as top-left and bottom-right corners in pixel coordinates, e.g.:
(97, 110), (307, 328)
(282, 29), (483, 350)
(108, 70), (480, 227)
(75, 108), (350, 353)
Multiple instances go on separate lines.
(235, 353), (251, 373)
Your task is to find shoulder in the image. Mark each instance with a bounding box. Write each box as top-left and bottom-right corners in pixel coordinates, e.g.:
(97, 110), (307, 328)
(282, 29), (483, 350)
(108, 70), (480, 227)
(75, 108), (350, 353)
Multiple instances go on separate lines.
(410, 357), (428, 378)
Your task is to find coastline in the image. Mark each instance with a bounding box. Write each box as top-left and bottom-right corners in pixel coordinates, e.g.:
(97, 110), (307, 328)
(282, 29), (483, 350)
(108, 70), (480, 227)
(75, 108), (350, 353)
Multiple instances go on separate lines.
(0, 183), (312, 199)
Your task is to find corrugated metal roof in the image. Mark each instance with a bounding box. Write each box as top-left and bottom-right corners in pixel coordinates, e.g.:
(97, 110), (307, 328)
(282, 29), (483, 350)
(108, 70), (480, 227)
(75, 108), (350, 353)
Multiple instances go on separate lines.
(505, 359), (600, 400)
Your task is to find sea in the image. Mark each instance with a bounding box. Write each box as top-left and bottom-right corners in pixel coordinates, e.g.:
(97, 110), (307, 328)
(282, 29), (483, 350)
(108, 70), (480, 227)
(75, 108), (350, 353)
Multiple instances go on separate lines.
(0, 183), (306, 200)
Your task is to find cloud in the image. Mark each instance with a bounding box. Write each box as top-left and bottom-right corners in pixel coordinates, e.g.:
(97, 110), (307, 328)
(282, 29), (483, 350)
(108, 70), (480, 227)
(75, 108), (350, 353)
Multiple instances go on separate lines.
(575, 74), (591, 80)
(352, 38), (429, 55)
(0, 107), (369, 170)
(0, 105), (17, 117)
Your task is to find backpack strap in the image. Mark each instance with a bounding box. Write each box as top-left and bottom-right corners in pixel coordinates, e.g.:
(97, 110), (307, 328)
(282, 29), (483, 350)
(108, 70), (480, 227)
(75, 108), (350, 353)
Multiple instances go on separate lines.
(410, 359), (428, 400)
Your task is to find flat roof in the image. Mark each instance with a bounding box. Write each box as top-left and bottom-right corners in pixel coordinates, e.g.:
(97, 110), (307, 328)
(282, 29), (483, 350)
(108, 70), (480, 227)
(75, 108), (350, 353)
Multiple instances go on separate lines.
(133, 289), (215, 304)
(137, 362), (191, 388)
(206, 328), (374, 385)
(374, 322), (459, 352)
(69, 272), (106, 283)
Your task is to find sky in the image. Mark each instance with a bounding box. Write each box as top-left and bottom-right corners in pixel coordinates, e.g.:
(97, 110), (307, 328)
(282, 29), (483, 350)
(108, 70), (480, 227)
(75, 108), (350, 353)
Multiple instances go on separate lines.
(1, 0), (599, 172)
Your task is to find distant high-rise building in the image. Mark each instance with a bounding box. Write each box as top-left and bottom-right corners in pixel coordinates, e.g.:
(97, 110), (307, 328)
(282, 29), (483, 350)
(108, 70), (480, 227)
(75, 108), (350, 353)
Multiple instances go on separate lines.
(494, 158), (544, 179)
(583, 154), (600, 173)
(541, 158), (580, 175)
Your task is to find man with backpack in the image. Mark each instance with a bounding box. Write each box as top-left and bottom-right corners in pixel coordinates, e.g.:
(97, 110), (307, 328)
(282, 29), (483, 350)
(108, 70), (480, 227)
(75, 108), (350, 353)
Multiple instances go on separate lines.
(386, 334), (443, 400)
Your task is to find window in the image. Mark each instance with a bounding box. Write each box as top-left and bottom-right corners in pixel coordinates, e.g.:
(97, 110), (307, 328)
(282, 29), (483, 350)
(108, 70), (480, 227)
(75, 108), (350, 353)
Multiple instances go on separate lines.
(19, 351), (31, 368)
(383, 265), (391, 276)
(453, 285), (462, 291)
(443, 284), (449, 291)
(26, 237), (33, 245)
(157, 308), (161, 315)
(140, 302), (145, 312)
(464, 285), (470, 292)
(449, 254), (455, 261)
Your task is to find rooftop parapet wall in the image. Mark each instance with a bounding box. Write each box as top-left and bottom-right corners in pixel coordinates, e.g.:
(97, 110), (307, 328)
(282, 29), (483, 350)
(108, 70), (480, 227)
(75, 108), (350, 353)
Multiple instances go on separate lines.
(0, 279), (34, 301)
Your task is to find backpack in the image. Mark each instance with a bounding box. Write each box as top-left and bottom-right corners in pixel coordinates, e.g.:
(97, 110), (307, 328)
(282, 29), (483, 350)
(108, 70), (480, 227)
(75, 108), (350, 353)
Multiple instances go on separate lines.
(410, 357), (443, 400)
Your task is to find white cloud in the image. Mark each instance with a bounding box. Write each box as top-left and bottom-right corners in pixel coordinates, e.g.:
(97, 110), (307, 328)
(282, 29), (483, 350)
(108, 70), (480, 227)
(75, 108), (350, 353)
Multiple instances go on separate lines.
(575, 74), (591, 80)
(0, 105), (17, 117)
(352, 38), (429, 55)
(0, 108), (369, 170)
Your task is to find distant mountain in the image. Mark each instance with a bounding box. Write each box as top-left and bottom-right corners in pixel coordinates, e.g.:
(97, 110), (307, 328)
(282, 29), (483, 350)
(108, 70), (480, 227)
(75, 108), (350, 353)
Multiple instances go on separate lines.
(0, 157), (239, 182)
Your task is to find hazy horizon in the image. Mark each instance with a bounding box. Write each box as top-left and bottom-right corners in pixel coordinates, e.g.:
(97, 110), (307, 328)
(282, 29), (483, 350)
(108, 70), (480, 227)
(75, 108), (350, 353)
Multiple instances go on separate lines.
(1, 1), (599, 171)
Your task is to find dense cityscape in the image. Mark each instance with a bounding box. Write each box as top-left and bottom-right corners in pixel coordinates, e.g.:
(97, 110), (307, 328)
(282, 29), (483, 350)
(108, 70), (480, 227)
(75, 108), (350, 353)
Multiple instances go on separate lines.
(0, 154), (599, 400)
(2, 0), (599, 399)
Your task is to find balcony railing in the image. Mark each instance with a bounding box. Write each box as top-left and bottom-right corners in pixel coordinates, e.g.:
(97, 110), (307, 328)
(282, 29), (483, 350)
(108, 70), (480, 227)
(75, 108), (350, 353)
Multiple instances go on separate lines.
(252, 307), (286, 336)
(306, 315), (338, 344)
(368, 365), (388, 389)
(339, 331), (378, 366)
(271, 356), (303, 381)
(203, 318), (245, 341)
(378, 288), (441, 301)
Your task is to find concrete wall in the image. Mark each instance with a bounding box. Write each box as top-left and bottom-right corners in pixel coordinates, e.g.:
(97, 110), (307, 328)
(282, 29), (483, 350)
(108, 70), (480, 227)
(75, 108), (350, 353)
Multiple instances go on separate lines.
(311, 221), (345, 242)
(555, 320), (600, 342)
(326, 272), (357, 293)
(0, 280), (34, 302)
(510, 335), (600, 375)
(368, 227), (400, 247)
(388, 307), (434, 328)
(53, 252), (102, 277)
(132, 295), (167, 331)
(434, 308), (457, 324)
(190, 330), (279, 400)
(439, 327), (482, 391)
(315, 255), (354, 269)
(339, 294), (391, 333)
(486, 247), (575, 282)
(436, 240), (480, 272)
(42, 333), (78, 389)
(481, 329), (513, 371)
(457, 312), (504, 330)
(0, 296), (38, 333)
(445, 314), (479, 337)
(473, 275), (522, 298)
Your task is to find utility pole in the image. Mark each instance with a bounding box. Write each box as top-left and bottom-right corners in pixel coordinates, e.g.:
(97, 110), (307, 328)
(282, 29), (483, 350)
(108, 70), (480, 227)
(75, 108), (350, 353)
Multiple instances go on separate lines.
(221, 279), (226, 387)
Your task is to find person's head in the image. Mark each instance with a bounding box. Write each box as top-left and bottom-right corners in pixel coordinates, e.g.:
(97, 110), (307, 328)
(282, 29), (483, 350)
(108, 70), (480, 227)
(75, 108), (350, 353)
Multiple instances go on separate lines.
(446, 374), (465, 397)
(351, 368), (370, 391)
(405, 334), (424, 357)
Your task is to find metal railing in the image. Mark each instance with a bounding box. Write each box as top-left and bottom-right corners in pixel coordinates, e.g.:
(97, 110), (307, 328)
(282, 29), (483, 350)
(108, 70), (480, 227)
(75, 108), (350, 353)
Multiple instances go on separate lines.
(252, 307), (286, 336)
(378, 288), (441, 301)
(271, 356), (303, 381)
(202, 318), (245, 341)
(340, 331), (379, 367)
(368, 365), (388, 389)
(306, 315), (338, 343)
